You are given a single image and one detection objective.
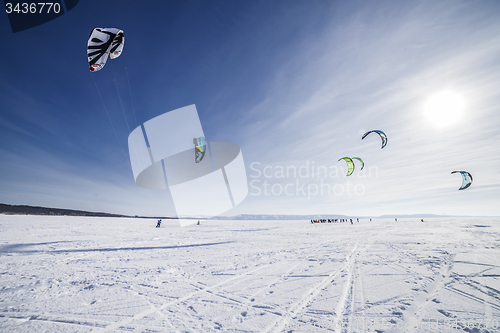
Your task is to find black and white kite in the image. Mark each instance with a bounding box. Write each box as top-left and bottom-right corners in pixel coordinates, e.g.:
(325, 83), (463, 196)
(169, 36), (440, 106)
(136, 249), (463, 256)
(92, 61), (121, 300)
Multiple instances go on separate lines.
(87, 28), (124, 72)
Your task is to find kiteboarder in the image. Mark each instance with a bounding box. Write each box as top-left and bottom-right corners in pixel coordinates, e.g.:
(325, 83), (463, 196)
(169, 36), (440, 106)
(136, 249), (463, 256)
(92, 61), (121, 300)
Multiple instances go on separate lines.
(156, 219), (162, 228)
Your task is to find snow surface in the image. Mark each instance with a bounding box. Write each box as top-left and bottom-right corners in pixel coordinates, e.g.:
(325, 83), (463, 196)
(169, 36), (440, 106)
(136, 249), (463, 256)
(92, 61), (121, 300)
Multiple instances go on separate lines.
(0, 215), (499, 332)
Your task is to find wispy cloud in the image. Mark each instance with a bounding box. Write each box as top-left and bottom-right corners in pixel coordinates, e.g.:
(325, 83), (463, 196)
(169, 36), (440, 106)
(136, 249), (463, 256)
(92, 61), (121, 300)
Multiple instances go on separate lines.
(229, 1), (500, 215)
(1, 1), (499, 216)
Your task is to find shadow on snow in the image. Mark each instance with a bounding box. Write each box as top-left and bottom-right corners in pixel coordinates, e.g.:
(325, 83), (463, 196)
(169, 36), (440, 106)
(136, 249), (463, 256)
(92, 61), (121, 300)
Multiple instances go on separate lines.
(0, 241), (235, 254)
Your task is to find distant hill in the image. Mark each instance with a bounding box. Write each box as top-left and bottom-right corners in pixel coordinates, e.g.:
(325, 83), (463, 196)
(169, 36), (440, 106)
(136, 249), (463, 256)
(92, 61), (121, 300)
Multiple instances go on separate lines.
(212, 214), (351, 220)
(0, 203), (177, 219)
(212, 214), (462, 220)
(378, 214), (458, 218)
(0, 203), (128, 217)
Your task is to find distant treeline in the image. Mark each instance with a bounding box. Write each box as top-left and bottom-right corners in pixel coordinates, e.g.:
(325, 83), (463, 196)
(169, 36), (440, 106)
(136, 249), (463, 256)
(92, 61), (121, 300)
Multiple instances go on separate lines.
(0, 203), (127, 217)
(0, 203), (179, 220)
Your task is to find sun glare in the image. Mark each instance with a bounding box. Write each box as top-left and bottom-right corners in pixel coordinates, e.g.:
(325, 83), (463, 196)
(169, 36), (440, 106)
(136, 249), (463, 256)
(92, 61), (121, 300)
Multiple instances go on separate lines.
(423, 90), (465, 128)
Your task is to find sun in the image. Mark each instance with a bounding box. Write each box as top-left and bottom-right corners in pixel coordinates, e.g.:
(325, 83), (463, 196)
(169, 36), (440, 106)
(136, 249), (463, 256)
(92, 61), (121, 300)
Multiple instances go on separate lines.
(423, 90), (465, 128)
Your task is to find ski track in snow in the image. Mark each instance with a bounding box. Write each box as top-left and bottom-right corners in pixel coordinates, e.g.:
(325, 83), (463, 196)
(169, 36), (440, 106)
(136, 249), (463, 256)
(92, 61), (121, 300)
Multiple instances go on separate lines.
(0, 216), (500, 332)
(263, 242), (359, 333)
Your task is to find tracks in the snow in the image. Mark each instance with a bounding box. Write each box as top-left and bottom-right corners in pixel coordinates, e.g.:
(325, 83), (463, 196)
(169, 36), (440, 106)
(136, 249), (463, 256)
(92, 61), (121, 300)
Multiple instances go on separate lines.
(102, 239), (367, 333)
(102, 262), (275, 332)
(263, 242), (360, 333)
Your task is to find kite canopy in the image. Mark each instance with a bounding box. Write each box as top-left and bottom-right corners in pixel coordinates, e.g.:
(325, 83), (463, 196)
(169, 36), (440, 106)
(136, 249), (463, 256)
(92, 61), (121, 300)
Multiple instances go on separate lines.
(451, 171), (473, 190)
(88, 28), (124, 72)
(338, 157), (364, 176)
(194, 137), (207, 163)
(352, 157), (364, 170)
(339, 157), (355, 176)
(362, 130), (387, 149)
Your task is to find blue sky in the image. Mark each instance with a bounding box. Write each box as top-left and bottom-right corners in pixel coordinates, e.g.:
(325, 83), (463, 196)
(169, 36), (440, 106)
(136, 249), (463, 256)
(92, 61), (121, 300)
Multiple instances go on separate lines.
(1, 0), (499, 217)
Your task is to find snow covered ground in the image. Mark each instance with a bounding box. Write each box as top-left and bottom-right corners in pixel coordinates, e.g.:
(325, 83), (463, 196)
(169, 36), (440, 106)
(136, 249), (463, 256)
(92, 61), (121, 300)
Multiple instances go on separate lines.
(0, 215), (499, 332)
